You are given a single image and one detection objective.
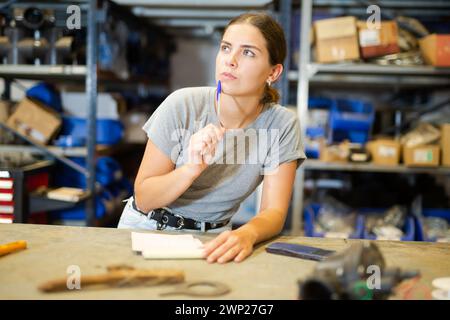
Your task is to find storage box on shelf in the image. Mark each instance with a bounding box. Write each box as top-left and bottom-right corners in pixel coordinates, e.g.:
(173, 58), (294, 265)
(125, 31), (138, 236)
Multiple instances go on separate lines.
(359, 208), (415, 241)
(403, 145), (440, 167)
(6, 98), (62, 145)
(419, 34), (450, 67)
(313, 16), (360, 63)
(441, 124), (450, 167)
(303, 203), (364, 239)
(367, 139), (401, 166)
(328, 99), (374, 144)
(55, 116), (124, 147)
(415, 208), (450, 242)
(357, 20), (400, 59)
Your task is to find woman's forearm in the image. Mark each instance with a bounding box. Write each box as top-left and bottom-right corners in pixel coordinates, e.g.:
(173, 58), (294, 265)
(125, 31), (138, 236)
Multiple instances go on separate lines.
(134, 164), (200, 212)
(238, 208), (286, 244)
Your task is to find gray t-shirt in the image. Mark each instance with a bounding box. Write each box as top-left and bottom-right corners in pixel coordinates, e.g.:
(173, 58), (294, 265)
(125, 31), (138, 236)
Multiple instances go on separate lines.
(142, 86), (306, 222)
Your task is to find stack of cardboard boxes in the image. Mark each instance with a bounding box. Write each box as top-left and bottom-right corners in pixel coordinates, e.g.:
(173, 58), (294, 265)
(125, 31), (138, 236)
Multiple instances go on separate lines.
(313, 16), (450, 66)
(318, 123), (450, 168)
(366, 124), (450, 167)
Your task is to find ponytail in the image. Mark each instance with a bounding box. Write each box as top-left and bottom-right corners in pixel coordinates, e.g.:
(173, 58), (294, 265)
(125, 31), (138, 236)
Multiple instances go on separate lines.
(260, 83), (280, 105)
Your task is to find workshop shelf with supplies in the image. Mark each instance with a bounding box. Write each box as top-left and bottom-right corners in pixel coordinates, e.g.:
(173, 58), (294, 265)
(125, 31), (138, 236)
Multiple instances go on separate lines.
(0, 0), (172, 226)
(286, 0), (450, 238)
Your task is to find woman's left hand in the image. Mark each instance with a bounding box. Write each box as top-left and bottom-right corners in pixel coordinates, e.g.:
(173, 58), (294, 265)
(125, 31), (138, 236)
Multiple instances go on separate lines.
(202, 229), (257, 263)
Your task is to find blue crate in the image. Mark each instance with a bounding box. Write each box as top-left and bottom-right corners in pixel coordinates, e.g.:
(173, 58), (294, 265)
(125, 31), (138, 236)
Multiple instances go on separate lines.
(54, 156), (123, 188)
(306, 127), (325, 138)
(415, 209), (450, 242)
(305, 146), (320, 159)
(304, 203), (364, 239)
(329, 99), (374, 144)
(58, 116), (124, 146)
(308, 97), (334, 110)
(26, 82), (62, 112)
(359, 208), (415, 241)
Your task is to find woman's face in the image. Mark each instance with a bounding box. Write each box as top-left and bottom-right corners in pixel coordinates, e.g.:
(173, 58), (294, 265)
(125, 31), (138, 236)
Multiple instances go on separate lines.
(215, 23), (277, 99)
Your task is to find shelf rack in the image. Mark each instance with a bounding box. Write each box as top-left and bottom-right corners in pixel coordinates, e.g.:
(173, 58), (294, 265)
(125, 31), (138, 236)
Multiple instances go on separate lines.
(0, 0), (158, 225)
(289, 0), (450, 235)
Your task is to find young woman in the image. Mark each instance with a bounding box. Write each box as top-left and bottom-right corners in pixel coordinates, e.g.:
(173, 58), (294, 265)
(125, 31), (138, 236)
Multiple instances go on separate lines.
(118, 12), (305, 264)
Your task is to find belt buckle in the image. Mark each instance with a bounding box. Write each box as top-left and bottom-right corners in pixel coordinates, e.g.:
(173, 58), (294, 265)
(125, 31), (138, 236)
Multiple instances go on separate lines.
(156, 210), (170, 230)
(174, 214), (185, 230)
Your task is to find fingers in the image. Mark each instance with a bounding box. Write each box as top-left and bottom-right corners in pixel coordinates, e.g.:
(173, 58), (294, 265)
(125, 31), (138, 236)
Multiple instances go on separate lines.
(203, 231), (252, 264)
(189, 123), (225, 165)
(199, 124), (224, 157)
(203, 230), (230, 256)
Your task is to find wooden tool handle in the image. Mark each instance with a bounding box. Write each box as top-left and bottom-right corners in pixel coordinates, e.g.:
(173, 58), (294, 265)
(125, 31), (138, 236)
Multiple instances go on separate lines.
(39, 269), (185, 293)
(0, 240), (27, 257)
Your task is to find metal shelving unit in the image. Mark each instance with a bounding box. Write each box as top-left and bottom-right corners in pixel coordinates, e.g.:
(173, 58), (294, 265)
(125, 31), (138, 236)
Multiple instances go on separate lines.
(0, 0), (98, 225)
(0, 0), (149, 226)
(289, 0), (450, 235)
(304, 159), (450, 175)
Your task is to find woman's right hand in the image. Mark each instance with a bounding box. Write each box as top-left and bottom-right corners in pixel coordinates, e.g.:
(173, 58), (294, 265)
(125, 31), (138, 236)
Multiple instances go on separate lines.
(185, 123), (226, 177)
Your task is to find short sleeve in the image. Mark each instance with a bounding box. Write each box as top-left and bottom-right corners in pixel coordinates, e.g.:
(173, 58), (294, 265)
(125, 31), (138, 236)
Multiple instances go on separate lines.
(262, 112), (306, 174)
(142, 91), (185, 163)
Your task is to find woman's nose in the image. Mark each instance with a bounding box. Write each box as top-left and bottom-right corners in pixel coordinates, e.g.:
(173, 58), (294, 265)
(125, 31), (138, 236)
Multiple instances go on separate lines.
(225, 52), (238, 68)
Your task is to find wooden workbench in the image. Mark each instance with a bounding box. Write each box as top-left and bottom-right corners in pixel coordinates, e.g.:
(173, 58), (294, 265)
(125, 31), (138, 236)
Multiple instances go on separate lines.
(0, 223), (449, 299)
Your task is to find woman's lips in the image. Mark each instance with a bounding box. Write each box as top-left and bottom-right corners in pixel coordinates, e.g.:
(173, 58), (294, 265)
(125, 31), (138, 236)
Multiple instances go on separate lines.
(221, 72), (237, 80)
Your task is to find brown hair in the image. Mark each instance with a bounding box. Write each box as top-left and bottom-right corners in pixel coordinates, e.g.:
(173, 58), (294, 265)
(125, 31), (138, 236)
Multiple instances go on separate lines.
(224, 12), (286, 105)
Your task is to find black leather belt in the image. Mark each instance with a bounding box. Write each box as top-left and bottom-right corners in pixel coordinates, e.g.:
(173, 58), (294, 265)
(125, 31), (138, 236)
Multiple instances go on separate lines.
(132, 198), (230, 231)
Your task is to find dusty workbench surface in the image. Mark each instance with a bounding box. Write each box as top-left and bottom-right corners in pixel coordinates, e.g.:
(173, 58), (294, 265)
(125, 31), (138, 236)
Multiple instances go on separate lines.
(0, 223), (449, 299)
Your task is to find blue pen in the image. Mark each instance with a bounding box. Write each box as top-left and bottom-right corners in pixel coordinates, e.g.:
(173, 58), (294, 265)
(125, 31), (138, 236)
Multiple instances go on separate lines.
(216, 80), (223, 128)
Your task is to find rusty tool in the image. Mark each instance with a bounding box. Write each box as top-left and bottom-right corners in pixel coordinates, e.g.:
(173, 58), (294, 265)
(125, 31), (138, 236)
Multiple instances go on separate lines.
(38, 265), (185, 293)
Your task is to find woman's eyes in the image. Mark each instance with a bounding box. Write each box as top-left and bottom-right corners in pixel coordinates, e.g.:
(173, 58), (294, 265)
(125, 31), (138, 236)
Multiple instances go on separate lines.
(220, 45), (255, 57)
(243, 49), (255, 57)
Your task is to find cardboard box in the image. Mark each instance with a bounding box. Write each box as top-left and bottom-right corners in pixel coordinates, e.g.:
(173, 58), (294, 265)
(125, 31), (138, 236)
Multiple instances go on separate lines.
(0, 100), (13, 144)
(403, 145), (440, 167)
(6, 98), (61, 145)
(314, 16), (360, 63)
(357, 21), (400, 58)
(367, 139), (400, 166)
(441, 124), (450, 167)
(319, 140), (351, 163)
(419, 34), (450, 67)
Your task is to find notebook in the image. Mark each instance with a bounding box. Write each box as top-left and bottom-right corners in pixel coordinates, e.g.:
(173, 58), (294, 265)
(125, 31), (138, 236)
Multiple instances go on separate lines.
(131, 232), (205, 260)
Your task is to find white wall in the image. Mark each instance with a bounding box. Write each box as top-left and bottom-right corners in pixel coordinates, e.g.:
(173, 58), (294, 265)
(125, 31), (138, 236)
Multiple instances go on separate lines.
(170, 36), (219, 90)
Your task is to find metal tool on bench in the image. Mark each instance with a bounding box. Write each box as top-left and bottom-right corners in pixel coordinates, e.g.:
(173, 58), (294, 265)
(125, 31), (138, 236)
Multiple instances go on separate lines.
(38, 265), (185, 293)
(299, 242), (419, 300)
(160, 281), (231, 297)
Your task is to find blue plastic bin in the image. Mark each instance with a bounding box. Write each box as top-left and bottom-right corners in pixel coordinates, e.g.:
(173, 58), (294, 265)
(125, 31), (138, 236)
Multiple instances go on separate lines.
(58, 116), (124, 146)
(304, 203), (364, 239)
(360, 208), (415, 241)
(308, 97), (334, 110)
(328, 99), (374, 144)
(54, 156), (123, 188)
(415, 209), (450, 242)
(26, 82), (62, 112)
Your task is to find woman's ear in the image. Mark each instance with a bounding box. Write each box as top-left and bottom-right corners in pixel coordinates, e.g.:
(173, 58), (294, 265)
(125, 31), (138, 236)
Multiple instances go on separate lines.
(268, 64), (284, 83)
